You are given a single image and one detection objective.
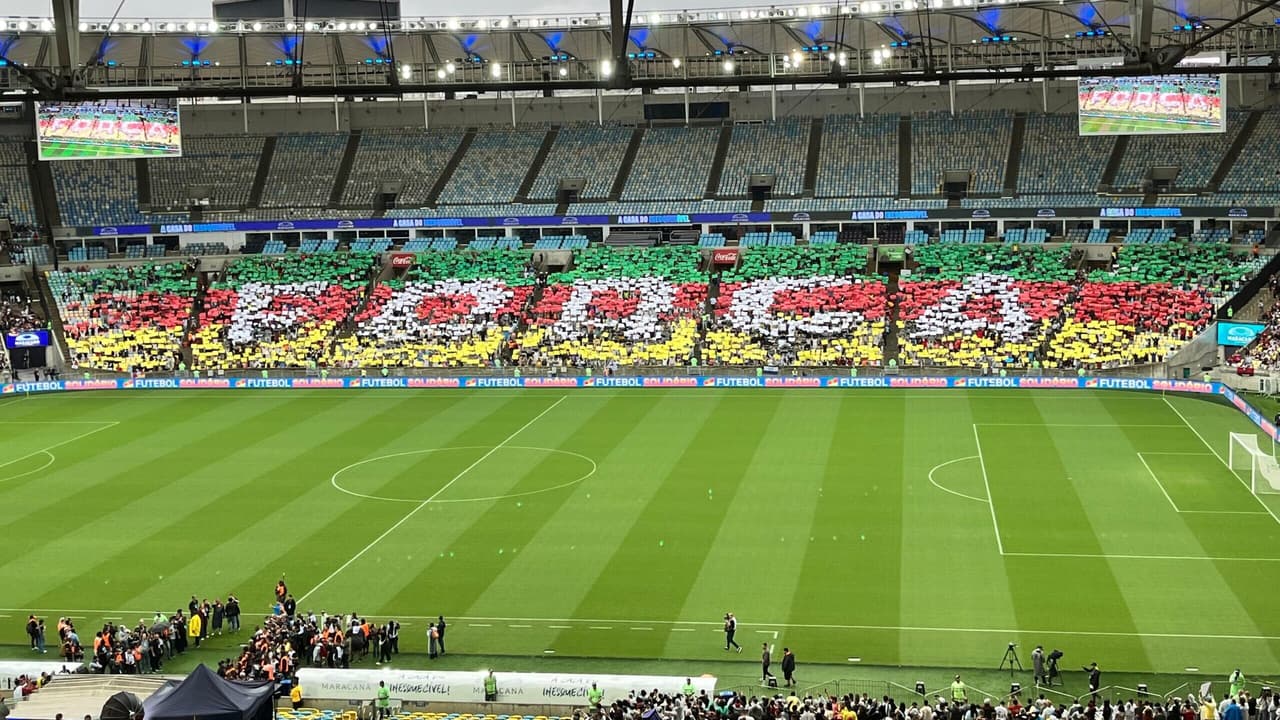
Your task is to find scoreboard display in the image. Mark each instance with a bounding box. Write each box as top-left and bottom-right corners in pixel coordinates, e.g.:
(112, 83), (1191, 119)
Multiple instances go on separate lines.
(35, 98), (182, 160)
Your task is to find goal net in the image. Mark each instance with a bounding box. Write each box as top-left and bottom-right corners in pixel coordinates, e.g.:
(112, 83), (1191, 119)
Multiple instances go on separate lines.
(1228, 432), (1280, 495)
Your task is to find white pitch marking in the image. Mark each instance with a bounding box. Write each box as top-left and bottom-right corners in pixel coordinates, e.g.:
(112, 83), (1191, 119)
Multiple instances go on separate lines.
(630, 627), (653, 631)
(0, 422), (118, 474)
(1003, 551), (1280, 562)
(548, 625), (572, 629)
(971, 424), (1004, 555)
(0, 450), (55, 484)
(926, 455), (988, 503)
(330, 445), (596, 504)
(0, 397), (27, 410)
(588, 626), (614, 630)
(1137, 452), (1182, 512)
(509, 624), (532, 628)
(976, 423), (1185, 428)
(1162, 396), (1280, 528)
(298, 396), (567, 603)
(5, 608), (1280, 642)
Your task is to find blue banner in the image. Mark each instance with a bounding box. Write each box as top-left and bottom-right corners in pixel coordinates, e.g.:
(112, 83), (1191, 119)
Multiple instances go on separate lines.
(1217, 322), (1267, 347)
(0, 375), (1225, 394)
(5, 330), (51, 349)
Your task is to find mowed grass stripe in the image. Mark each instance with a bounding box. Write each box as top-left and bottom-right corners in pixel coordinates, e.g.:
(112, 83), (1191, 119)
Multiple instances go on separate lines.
(459, 395), (723, 625)
(110, 393), (482, 614)
(549, 395), (784, 659)
(771, 396), (903, 666)
(668, 396), (841, 659)
(899, 395), (1018, 668)
(0, 395), (298, 559)
(975, 396), (1153, 670)
(383, 394), (661, 618)
(12, 395), (390, 609)
(278, 395), (571, 609)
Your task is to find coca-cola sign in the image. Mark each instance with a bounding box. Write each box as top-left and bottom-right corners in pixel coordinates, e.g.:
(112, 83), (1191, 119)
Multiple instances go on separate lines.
(390, 253), (414, 268)
(711, 248), (739, 264)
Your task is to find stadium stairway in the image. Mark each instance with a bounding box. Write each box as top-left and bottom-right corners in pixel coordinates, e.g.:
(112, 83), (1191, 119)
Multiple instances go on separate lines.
(883, 272), (902, 364)
(515, 129), (559, 203)
(705, 124), (733, 198)
(36, 275), (71, 366)
(1098, 136), (1127, 192)
(136, 158), (152, 210)
(28, 141), (60, 228)
(329, 131), (363, 207)
(248, 136), (277, 208)
(801, 117), (823, 199)
(1209, 110), (1263, 192)
(607, 127), (645, 201)
(426, 129), (475, 207)
(1003, 113), (1026, 196)
(897, 116), (911, 198)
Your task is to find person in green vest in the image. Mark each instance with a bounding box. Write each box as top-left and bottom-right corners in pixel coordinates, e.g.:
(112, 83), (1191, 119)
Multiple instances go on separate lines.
(193, 369), (201, 379)
(850, 366), (858, 377)
(584, 366), (592, 378)
(360, 368), (368, 378)
(950, 675), (967, 704)
(1229, 669), (1245, 697)
(375, 681), (390, 720)
(82, 371), (90, 381)
(998, 368), (1008, 377)
(1227, 306), (1234, 319)
(381, 366), (389, 378)
(1204, 372), (1212, 383)
(587, 683), (603, 712)
(179, 361), (187, 375)
(484, 671), (498, 702)
(755, 366), (763, 377)
(513, 367), (521, 378)
(682, 679), (696, 697)
(261, 368), (269, 379)
(1077, 367), (1086, 377)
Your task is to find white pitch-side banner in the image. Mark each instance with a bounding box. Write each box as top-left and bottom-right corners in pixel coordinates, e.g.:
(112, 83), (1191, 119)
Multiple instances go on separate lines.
(295, 668), (717, 706)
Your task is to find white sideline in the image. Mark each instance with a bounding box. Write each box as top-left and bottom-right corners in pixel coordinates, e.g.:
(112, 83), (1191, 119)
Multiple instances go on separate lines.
(1162, 396), (1280, 528)
(971, 424), (1004, 554)
(1, 607), (1279, 642)
(297, 396), (567, 604)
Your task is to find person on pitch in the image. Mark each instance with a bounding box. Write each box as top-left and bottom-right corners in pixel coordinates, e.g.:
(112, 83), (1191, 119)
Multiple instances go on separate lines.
(724, 612), (741, 652)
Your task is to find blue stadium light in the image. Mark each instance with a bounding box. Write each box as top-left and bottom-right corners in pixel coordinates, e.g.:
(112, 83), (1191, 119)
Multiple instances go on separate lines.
(181, 59), (191, 66)
(0, 60), (7, 67)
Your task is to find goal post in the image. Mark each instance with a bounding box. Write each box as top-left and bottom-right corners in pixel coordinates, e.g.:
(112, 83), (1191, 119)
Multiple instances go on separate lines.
(1228, 432), (1280, 495)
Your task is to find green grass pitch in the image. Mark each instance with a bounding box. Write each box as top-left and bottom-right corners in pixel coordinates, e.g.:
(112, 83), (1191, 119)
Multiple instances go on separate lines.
(38, 138), (176, 160)
(2, 388), (1280, 678)
(1078, 114), (1222, 136)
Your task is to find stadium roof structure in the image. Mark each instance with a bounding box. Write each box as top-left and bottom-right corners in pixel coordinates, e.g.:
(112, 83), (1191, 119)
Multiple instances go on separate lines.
(0, 0), (1278, 98)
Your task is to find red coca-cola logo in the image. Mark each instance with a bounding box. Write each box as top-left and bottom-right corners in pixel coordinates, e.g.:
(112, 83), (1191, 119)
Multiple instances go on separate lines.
(390, 253), (414, 268)
(711, 249), (738, 264)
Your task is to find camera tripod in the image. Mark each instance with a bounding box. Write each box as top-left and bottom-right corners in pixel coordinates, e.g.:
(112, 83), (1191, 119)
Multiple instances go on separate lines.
(1000, 643), (1023, 677)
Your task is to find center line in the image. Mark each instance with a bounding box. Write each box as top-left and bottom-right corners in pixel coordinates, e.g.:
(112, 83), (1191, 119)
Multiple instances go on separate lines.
(298, 396), (566, 603)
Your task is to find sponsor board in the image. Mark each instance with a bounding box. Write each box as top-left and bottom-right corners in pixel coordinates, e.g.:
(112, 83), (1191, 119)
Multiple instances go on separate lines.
(764, 377), (822, 387)
(1016, 377), (1080, 388)
(64, 380), (119, 391)
(953, 377), (1018, 388)
(293, 378), (347, 388)
(825, 377), (890, 388)
(128, 378), (181, 389)
(390, 253), (415, 268)
(1217, 322), (1267, 347)
(295, 669), (716, 706)
(179, 379), (232, 389)
(701, 377), (765, 388)
(350, 377), (409, 389)
(6, 330), (51, 349)
(522, 378), (580, 388)
(1151, 380), (1213, 394)
(583, 377), (645, 388)
(888, 377), (949, 388)
(408, 378), (463, 388)
(641, 377), (698, 387)
(239, 378), (292, 389)
(711, 249), (739, 264)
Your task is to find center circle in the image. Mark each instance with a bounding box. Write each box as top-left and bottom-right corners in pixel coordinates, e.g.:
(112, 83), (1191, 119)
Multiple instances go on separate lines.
(330, 446), (597, 504)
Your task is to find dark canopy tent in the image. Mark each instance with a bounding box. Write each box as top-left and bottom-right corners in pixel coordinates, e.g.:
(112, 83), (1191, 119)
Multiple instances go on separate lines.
(101, 692), (144, 720)
(143, 665), (274, 720)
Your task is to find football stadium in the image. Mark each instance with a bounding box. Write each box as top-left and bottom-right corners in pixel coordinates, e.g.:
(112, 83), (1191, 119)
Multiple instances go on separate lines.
(5, 0), (1280, 718)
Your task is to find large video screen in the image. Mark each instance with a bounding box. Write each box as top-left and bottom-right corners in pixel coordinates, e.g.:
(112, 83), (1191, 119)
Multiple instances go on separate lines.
(1078, 55), (1225, 136)
(35, 98), (181, 160)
